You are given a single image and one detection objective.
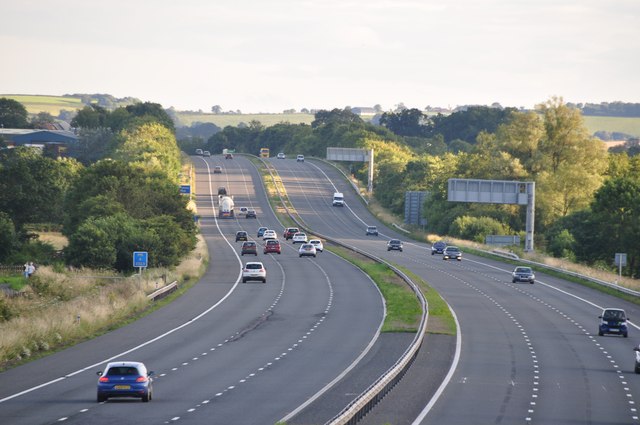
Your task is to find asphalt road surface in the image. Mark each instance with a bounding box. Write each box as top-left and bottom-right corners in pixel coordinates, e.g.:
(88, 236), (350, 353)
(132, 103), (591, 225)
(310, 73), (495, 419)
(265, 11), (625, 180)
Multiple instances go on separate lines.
(269, 156), (640, 425)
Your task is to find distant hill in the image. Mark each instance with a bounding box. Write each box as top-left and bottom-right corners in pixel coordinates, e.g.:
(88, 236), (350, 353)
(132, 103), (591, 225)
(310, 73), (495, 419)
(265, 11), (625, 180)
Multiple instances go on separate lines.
(173, 111), (314, 128)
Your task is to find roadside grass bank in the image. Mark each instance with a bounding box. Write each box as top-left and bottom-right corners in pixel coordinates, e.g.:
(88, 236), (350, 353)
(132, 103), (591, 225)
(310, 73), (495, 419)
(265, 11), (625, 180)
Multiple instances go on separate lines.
(0, 234), (208, 372)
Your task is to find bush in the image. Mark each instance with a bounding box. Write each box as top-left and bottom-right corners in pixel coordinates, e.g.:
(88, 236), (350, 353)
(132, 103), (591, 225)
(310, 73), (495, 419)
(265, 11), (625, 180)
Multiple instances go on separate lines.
(451, 215), (513, 243)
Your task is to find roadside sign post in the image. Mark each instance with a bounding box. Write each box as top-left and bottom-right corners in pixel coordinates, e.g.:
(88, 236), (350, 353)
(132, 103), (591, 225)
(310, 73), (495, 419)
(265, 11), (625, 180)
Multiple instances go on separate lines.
(133, 251), (148, 275)
(614, 253), (627, 283)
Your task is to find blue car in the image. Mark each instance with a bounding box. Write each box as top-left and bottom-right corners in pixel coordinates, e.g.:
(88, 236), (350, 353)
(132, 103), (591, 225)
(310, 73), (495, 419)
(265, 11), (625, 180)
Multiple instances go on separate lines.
(257, 227), (268, 237)
(97, 361), (154, 402)
(598, 308), (628, 337)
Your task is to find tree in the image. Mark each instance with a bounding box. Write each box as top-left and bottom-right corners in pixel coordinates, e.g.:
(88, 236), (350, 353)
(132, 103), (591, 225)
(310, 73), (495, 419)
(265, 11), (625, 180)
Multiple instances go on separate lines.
(71, 105), (109, 129)
(211, 105), (222, 114)
(379, 108), (428, 137)
(124, 102), (175, 133)
(0, 212), (16, 261)
(30, 112), (56, 129)
(0, 98), (30, 128)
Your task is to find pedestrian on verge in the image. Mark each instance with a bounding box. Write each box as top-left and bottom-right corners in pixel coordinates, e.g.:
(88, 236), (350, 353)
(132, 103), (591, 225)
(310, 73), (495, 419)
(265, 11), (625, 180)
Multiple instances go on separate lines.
(27, 262), (36, 277)
(23, 262), (29, 278)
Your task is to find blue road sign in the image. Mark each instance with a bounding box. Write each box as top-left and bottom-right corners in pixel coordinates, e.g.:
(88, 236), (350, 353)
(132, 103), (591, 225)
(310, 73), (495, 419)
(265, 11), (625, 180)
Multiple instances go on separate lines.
(180, 185), (191, 194)
(133, 251), (148, 268)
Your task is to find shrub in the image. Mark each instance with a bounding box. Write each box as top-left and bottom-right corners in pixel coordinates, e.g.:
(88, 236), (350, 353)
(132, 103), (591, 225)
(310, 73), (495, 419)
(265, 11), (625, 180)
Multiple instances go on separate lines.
(451, 215), (513, 243)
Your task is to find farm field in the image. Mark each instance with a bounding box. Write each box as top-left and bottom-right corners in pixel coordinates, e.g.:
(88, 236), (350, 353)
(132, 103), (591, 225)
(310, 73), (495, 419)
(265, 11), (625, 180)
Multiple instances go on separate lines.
(582, 115), (640, 138)
(174, 111), (314, 127)
(1, 94), (84, 116)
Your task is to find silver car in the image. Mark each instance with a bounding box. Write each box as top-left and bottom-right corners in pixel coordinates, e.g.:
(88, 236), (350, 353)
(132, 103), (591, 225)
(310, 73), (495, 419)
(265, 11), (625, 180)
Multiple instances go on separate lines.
(242, 262), (266, 283)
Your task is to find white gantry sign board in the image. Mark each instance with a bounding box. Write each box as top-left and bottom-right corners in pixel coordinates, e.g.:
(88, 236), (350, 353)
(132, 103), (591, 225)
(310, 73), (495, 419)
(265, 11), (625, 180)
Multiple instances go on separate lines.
(327, 147), (371, 162)
(447, 179), (532, 205)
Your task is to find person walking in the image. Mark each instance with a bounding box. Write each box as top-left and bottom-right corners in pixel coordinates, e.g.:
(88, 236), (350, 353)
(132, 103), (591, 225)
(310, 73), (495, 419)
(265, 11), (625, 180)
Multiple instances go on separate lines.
(23, 262), (29, 278)
(27, 262), (35, 278)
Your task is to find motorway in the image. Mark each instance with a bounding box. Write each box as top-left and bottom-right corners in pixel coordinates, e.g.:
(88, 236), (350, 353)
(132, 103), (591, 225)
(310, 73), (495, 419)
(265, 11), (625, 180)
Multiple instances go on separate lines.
(2, 154), (640, 425)
(267, 157), (640, 425)
(0, 155), (385, 424)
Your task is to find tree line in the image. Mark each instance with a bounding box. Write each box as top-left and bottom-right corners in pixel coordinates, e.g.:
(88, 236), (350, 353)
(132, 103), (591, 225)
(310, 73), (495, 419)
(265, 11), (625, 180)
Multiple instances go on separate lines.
(0, 101), (196, 272)
(196, 98), (639, 277)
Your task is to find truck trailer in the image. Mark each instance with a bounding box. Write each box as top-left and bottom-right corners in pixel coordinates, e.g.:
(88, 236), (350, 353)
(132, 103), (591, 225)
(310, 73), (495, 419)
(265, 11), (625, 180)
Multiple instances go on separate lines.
(219, 195), (235, 218)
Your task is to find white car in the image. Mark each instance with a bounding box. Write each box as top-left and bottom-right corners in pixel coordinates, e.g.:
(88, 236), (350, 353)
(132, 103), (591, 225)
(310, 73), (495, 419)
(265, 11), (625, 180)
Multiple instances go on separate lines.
(296, 154), (305, 162)
(262, 230), (277, 240)
(292, 232), (308, 244)
(309, 239), (323, 252)
(242, 262), (266, 283)
(298, 243), (317, 258)
(238, 207), (249, 216)
(277, 152), (286, 159)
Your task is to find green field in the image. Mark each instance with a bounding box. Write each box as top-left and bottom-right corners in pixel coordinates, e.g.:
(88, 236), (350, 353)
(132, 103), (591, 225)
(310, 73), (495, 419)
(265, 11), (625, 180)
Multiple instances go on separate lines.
(582, 115), (640, 138)
(174, 112), (314, 128)
(1, 94), (84, 115)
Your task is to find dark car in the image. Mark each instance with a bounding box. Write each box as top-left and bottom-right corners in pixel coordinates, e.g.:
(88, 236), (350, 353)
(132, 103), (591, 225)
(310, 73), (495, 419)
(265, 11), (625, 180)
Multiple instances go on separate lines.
(213, 166), (222, 174)
(97, 361), (153, 402)
(512, 266), (535, 284)
(366, 226), (378, 236)
(235, 231), (248, 242)
(387, 239), (403, 251)
(246, 210), (257, 219)
(431, 240), (447, 255)
(598, 308), (629, 337)
(241, 241), (258, 256)
(263, 239), (281, 254)
(284, 227), (299, 240)
(443, 246), (462, 261)
(225, 153), (233, 159)
(218, 187), (227, 196)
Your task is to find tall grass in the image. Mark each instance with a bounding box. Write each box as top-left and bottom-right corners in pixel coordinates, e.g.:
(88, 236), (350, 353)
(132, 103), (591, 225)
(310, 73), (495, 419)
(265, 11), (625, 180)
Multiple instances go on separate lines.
(0, 234), (208, 370)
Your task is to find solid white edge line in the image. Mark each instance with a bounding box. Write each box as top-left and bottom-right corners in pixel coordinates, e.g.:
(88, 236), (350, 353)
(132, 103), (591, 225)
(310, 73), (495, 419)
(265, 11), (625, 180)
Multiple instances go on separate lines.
(0, 157), (243, 404)
(412, 303), (461, 425)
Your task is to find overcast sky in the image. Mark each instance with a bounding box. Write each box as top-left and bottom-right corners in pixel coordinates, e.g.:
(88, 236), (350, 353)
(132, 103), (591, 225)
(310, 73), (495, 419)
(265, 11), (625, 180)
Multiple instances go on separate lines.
(2, 0), (639, 113)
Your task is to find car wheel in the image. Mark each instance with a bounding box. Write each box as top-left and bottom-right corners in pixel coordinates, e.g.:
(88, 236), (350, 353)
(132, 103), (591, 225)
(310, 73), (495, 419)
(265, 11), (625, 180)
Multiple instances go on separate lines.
(635, 366), (640, 374)
(242, 278), (247, 283)
(530, 281), (534, 284)
(142, 392), (150, 402)
(241, 253), (244, 256)
(387, 248), (390, 251)
(278, 252), (281, 254)
(624, 333), (629, 338)
(432, 252), (435, 255)
(313, 254), (316, 257)
(299, 254), (302, 257)
(598, 330), (604, 336)
(97, 393), (107, 403)
(512, 279), (516, 283)
(262, 279), (266, 283)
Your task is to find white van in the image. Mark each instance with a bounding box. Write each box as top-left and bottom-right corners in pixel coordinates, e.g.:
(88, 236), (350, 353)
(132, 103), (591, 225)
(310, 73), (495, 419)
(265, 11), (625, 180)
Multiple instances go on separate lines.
(332, 192), (344, 207)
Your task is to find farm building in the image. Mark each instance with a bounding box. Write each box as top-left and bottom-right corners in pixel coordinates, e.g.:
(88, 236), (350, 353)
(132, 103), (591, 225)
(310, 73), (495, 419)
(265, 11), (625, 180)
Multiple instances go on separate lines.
(0, 128), (78, 156)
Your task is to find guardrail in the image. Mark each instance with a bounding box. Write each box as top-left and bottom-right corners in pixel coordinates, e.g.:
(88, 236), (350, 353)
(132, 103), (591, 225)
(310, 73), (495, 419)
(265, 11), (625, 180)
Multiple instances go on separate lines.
(259, 157), (429, 424)
(147, 281), (178, 301)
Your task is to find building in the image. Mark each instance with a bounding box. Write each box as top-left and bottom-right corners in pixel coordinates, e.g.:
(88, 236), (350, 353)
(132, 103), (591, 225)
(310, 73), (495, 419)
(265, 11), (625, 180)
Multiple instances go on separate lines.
(0, 128), (78, 156)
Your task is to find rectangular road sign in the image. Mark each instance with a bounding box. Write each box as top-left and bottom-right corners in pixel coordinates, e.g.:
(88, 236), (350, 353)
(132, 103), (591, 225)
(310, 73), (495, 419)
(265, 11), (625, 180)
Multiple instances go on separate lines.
(179, 185), (191, 194)
(133, 251), (148, 268)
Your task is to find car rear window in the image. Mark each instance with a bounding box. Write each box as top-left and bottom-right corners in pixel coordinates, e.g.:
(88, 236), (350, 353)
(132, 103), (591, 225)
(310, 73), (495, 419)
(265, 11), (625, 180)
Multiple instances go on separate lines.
(267, 240), (278, 245)
(107, 367), (139, 376)
(246, 263), (263, 269)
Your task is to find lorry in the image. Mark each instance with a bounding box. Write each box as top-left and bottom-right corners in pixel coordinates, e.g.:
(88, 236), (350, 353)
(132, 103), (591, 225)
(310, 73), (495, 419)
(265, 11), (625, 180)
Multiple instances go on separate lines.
(332, 192), (344, 207)
(218, 195), (235, 218)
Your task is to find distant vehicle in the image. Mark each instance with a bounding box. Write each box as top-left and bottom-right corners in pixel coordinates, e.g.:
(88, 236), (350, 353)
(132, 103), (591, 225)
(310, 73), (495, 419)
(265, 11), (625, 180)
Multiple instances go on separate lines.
(263, 230), (277, 240)
(241, 241), (258, 256)
(366, 226), (378, 236)
(309, 239), (323, 252)
(195, 149), (203, 155)
(203, 151), (211, 157)
(219, 196), (234, 218)
(292, 232), (308, 244)
(238, 207), (249, 216)
(387, 239), (403, 252)
(235, 231), (248, 242)
(332, 192), (344, 207)
(246, 210), (257, 219)
(284, 227), (299, 240)
(296, 154), (305, 162)
(257, 227), (268, 237)
(213, 166), (222, 174)
(599, 308), (629, 337)
(263, 239), (281, 254)
(512, 266), (535, 284)
(431, 241), (447, 255)
(259, 147), (270, 158)
(242, 262), (266, 283)
(298, 243), (317, 258)
(277, 152), (286, 159)
(217, 187), (227, 196)
(97, 361), (154, 402)
(225, 153), (233, 159)
(442, 246), (462, 261)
